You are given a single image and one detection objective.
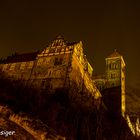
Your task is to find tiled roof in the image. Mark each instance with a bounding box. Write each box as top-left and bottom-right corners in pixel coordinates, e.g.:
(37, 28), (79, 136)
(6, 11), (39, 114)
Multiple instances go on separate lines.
(4, 51), (39, 63)
(1, 36), (78, 64)
(107, 50), (121, 58)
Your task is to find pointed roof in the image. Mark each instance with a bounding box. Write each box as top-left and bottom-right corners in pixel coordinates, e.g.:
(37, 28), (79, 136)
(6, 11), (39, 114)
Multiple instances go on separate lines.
(107, 49), (121, 58)
(48, 35), (78, 47)
(48, 35), (66, 47)
(105, 50), (125, 66)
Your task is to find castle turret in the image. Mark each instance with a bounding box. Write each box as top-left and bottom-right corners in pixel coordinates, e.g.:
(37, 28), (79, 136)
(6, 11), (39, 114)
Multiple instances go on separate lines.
(105, 50), (126, 117)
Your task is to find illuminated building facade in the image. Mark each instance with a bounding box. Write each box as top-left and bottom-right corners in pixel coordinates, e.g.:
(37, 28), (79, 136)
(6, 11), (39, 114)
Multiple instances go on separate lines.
(0, 36), (101, 109)
(0, 36), (126, 115)
(93, 50), (126, 117)
(2, 35), (140, 137)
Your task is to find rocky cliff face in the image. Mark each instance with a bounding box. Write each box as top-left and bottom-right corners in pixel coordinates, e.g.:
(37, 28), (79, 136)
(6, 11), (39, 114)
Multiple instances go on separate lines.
(0, 71), (137, 140)
(0, 106), (65, 140)
(126, 86), (140, 114)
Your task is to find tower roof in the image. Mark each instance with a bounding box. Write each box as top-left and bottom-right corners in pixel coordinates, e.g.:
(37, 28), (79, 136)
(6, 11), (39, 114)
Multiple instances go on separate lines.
(107, 49), (121, 58)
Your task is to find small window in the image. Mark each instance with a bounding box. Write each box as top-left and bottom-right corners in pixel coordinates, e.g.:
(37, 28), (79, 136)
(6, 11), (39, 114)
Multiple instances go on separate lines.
(6, 63), (11, 70)
(25, 62), (29, 69)
(116, 64), (119, 69)
(114, 64), (116, 69)
(29, 61), (34, 69)
(45, 81), (51, 89)
(61, 47), (65, 52)
(112, 64), (114, 69)
(107, 64), (110, 70)
(54, 57), (63, 65)
(109, 64), (111, 70)
(3, 64), (8, 70)
(48, 71), (51, 76)
(41, 81), (45, 87)
(15, 63), (21, 70)
(9, 63), (16, 70)
(49, 48), (56, 53)
(57, 48), (61, 53)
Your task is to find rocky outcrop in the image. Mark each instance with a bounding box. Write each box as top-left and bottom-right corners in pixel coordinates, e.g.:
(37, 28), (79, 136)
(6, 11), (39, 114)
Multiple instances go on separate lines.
(0, 105), (65, 140)
(0, 71), (138, 140)
(126, 86), (140, 114)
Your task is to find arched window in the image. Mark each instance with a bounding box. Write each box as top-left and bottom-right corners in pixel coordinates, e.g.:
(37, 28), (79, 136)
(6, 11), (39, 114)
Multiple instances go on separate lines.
(114, 63), (116, 69)
(111, 74), (113, 78)
(111, 73), (116, 79)
(116, 64), (119, 69)
(48, 71), (51, 76)
(109, 63), (111, 70)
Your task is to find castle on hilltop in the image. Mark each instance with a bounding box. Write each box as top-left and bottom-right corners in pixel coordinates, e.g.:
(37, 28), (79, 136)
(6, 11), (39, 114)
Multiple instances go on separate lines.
(0, 35), (125, 113)
(0, 36), (126, 111)
(93, 49), (126, 117)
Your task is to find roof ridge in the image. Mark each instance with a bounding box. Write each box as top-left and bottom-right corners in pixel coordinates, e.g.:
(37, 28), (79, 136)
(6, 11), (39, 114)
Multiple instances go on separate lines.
(107, 50), (122, 58)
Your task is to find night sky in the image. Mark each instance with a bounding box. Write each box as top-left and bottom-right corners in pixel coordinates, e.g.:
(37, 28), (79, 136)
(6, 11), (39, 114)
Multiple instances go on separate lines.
(0, 0), (140, 88)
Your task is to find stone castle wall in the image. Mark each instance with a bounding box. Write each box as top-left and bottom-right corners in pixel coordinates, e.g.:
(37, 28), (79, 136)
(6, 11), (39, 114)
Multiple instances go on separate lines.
(0, 37), (101, 106)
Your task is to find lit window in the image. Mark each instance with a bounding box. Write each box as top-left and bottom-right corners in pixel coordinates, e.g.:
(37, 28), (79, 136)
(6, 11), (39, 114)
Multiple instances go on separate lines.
(111, 74), (116, 79)
(20, 62), (26, 70)
(41, 80), (45, 87)
(6, 63), (11, 70)
(48, 70), (51, 76)
(114, 64), (116, 69)
(28, 61), (34, 69)
(9, 63), (16, 70)
(25, 61), (33, 69)
(37, 58), (44, 66)
(25, 62), (29, 69)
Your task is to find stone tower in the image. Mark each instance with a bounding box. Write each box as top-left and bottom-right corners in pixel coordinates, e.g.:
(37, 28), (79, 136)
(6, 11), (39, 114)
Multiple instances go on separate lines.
(105, 50), (126, 117)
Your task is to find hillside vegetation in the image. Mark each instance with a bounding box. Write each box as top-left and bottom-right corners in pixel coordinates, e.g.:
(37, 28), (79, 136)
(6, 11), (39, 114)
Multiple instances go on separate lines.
(126, 86), (140, 114)
(0, 71), (137, 140)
